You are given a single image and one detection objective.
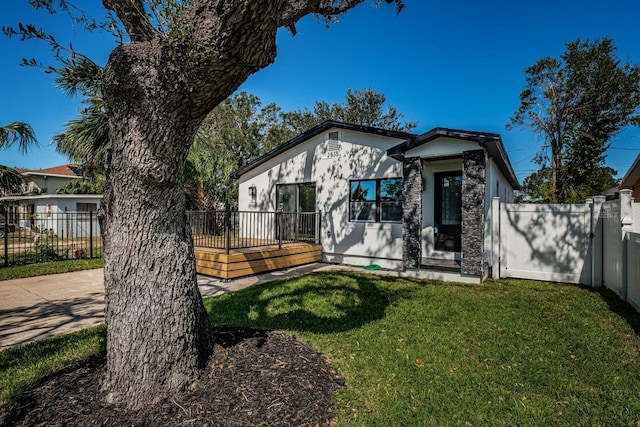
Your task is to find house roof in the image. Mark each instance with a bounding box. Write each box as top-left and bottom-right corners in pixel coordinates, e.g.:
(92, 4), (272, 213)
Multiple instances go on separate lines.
(620, 153), (640, 190)
(386, 127), (520, 190)
(16, 164), (83, 179)
(230, 120), (416, 179)
(0, 194), (102, 202)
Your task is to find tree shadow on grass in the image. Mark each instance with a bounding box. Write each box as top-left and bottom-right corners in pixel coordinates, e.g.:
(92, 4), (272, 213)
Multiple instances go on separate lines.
(596, 287), (640, 336)
(204, 271), (417, 335)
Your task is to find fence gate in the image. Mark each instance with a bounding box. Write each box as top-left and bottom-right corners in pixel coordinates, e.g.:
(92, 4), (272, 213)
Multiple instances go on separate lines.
(499, 203), (592, 284)
(601, 200), (624, 296)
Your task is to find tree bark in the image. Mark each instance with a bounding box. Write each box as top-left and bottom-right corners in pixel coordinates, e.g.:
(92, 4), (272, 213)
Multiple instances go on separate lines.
(99, 42), (215, 406)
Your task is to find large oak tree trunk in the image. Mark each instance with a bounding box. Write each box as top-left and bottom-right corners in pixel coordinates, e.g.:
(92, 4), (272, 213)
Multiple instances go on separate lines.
(99, 43), (214, 406)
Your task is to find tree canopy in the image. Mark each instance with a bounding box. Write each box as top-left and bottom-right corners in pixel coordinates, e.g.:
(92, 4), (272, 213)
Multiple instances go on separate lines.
(508, 38), (640, 203)
(267, 88), (417, 147)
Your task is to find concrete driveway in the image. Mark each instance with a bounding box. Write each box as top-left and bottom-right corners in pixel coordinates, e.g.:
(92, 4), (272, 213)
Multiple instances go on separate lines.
(0, 263), (358, 349)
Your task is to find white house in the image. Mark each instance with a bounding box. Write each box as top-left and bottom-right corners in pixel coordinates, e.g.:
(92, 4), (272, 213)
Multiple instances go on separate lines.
(233, 121), (519, 282)
(16, 164), (84, 194)
(0, 194), (102, 238)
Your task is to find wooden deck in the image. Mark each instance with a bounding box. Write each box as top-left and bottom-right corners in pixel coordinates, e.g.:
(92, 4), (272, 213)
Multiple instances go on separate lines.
(195, 242), (323, 279)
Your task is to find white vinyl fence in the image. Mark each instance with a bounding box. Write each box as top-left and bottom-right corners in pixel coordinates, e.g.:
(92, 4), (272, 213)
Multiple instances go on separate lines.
(627, 232), (640, 311)
(602, 200), (624, 296)
(491, 189), (640, 312)
(498, 203), (591, 284)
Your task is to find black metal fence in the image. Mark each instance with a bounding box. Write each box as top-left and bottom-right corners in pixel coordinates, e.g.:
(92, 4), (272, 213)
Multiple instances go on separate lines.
(2, 211), (102, 268)
(187, 210), (321, 253)
(1, 209), (320, 268)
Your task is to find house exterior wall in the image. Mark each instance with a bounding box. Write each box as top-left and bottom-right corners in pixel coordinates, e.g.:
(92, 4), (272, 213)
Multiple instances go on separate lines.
(483, 158), (515, 271)
(24, 175), (78, 194)
(13, 195), (102, 236)
(631, 180), (640, 201)
(237, 128), (406, 269)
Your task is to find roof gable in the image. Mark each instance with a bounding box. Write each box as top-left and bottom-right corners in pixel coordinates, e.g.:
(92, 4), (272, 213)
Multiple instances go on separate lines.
(231, 121), (415, 179)
(387, 127), (520, 190)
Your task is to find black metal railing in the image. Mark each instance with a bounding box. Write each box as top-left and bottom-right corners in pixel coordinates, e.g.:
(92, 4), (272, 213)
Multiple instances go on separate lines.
(2, 211), (102, 268)
(187, 209), (321, 253)
(1, 209), (320, 268)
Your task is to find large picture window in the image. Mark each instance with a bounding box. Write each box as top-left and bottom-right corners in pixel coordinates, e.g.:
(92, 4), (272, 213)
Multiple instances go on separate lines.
(349, 178), (403, 222)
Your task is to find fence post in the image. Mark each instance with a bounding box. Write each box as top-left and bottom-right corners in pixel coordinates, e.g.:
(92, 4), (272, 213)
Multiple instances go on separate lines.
(224, 207), (231, 255)
(620, 189), (633, 300)
(491, 197), (500, 280)
(89, 211), (94, 259)
(277, 210), (283, 249)
(316, 210), (321, 245)
(590, 195), (605, 287)
(3, 206), (8, 268)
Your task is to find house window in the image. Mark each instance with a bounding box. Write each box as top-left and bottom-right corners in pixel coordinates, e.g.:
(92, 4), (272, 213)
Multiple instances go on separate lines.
(76, 203), (98, 212)
(349, 178), (403, 222)
(276, 183), (316, 212)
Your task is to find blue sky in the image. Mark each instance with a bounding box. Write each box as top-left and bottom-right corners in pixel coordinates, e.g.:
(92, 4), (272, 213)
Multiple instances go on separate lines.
(2, 0), (640, 184)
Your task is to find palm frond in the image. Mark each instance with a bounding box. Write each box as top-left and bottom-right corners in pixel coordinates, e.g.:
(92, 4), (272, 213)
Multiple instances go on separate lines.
(0, 165), (25, 195)
(0, 122), (37, 154)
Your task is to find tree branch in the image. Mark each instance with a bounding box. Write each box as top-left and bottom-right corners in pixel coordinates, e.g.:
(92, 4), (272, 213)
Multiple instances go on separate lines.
(102, 0), (154, 42)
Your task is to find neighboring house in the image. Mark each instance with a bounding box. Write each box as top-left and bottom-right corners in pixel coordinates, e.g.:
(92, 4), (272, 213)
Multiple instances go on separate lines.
(619, 153), (640, 201)
(0, 194), (101, 237)
(16, 163), (83, 194)
(233, 121), (519, 282)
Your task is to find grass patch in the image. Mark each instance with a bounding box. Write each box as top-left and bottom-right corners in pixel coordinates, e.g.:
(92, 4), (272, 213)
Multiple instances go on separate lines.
(205, 272), (640, 426)
(1, 272), (639, 425)
(0, 326), (106, 412)
(0, 258), (103, 281)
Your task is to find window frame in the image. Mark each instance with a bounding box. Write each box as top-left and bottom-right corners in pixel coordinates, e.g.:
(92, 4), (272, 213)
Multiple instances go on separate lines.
(275, 182), (317, 213)
(349, 177), (403, 223)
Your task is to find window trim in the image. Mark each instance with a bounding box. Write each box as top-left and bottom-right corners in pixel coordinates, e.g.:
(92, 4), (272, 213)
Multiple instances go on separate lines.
(349, 177), (403, 223)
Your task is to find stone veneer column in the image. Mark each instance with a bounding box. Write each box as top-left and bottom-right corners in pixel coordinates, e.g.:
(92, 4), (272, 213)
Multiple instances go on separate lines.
(461, 150), (486, 276)
(403, 157), (422, 269)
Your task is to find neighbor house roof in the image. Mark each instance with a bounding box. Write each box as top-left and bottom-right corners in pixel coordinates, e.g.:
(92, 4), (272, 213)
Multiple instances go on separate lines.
(620, 153), (640, 191)
(16, 164), (83, 179)
(386, 127), (520, 190)
(231, 120), (416, 179)
(0, 194), (102, 202)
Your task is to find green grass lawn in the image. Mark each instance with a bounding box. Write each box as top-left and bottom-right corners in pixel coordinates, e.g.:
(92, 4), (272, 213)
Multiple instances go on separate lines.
(0, 258), (103, 281)
(2, 271), (639, 425)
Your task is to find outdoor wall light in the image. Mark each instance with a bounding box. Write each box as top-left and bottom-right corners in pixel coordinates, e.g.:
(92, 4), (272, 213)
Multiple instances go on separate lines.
(248, 184), (257, 197)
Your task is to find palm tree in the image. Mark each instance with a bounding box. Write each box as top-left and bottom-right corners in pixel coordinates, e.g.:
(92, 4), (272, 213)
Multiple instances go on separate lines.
(0, 121), (37, 195)
(53, 57), (110, 176)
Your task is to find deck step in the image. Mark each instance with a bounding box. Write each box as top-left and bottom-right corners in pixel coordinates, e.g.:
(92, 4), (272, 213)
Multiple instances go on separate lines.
(419, 258), (461, 273)
(195, 243), (322, 279)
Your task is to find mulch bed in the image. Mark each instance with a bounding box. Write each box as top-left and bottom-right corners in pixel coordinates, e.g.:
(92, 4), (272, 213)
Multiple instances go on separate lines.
(2, 327), (345, 426)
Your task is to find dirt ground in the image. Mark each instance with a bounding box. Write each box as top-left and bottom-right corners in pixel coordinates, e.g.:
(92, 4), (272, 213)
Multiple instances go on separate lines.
(2, 327), (344, 426)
